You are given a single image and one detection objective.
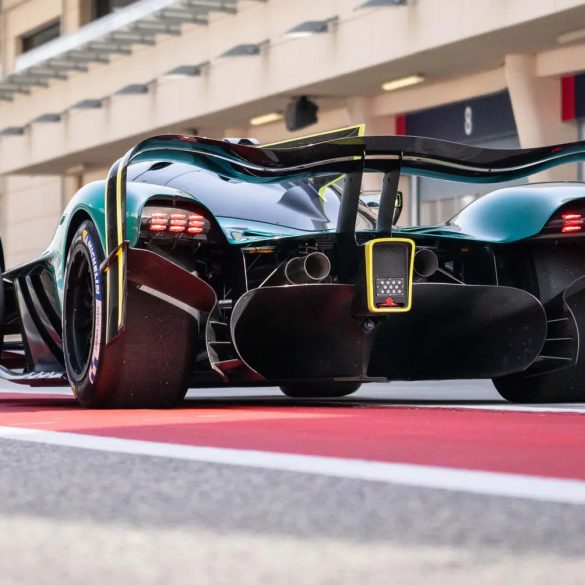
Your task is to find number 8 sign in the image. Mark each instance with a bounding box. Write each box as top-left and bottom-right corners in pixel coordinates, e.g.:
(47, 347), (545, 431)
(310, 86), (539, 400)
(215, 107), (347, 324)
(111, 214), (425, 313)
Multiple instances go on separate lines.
(464, 106), (473, 136)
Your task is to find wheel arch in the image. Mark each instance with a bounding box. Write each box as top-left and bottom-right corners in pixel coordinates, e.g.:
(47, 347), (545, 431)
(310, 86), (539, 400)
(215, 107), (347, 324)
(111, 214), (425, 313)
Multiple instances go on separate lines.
(65, 209), (97, 255)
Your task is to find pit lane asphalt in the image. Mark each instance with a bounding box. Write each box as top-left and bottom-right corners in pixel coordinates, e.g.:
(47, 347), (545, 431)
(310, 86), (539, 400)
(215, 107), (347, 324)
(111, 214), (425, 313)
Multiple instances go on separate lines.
(1, 380), (584, 585)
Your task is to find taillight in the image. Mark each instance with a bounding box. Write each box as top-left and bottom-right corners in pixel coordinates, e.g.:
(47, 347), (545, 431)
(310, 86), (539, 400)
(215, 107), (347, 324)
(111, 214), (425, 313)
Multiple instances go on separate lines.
(141, 206), (210, 240)
(542, 209), (585, 236)
(561, 212), (583, 233)
(187, 213), (205, 234)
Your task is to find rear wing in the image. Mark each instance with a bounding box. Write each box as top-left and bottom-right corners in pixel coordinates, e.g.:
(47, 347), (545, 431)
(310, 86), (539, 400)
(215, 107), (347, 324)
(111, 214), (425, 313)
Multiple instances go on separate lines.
(103, 130), (585, 341)
(113, 133), (585, 185)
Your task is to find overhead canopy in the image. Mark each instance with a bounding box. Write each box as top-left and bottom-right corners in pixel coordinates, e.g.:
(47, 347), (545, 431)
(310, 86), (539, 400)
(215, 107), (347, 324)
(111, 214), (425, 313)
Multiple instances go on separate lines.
(0, 0), (238, 101)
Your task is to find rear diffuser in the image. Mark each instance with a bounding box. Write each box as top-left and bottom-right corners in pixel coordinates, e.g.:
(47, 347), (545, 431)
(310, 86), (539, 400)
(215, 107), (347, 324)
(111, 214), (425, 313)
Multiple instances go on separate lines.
(368, 283), (547, 380)
(231, 284), (368, 380)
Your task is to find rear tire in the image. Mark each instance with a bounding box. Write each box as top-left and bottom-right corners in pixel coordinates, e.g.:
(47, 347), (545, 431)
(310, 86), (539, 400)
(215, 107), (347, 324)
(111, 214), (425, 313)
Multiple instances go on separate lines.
(63, 221), (190, 408)
(280, 381), (361, 398)
(493, 366), (585, 403)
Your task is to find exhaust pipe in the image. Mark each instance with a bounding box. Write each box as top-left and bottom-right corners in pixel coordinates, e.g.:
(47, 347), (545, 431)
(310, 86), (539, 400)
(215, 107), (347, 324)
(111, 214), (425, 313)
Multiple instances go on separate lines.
(285, 253), (331, 284)
(414, 248), (438, 278)
(261, 252), (331, 287)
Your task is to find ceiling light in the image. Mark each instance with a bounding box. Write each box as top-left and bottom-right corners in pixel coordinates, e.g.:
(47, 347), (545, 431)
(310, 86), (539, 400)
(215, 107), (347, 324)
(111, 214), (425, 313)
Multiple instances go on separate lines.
(250, 112), (283, 126)
(114, 83), (149, 95)
(557, 28), (585, 44)
(284, 17), (338, 39)
(355, 0), (407, 8)
(381, 74), (425, 92)
(218, 41), (268, 58)
(162, 62), (209, 78)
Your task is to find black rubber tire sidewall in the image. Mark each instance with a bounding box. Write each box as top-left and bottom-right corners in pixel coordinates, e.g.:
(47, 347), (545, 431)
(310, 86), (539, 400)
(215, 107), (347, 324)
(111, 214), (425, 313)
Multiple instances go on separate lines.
(493, 367), (585, 403)
(63, 221), (106, 406)
(280, 381), (361, 398)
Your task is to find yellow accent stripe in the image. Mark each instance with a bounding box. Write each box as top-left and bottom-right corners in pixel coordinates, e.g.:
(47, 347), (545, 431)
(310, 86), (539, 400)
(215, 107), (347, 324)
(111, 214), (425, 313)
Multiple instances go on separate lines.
(364, 238), (415, 314)
(104, 168), (112, 333)
(115, 157), (127, 327)
(262, 124), (366, 147)
(317, 175), (343, 201)
(116, 163), (124, 247)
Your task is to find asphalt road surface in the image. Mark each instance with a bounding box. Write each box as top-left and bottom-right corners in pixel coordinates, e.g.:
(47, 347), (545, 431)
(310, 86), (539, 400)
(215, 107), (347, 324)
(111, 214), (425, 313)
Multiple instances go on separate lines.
(1, 379), (584, 585)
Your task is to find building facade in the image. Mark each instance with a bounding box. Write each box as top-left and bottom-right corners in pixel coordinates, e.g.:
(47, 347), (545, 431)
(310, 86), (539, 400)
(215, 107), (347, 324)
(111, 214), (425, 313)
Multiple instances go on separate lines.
(1, 0), (585, 267)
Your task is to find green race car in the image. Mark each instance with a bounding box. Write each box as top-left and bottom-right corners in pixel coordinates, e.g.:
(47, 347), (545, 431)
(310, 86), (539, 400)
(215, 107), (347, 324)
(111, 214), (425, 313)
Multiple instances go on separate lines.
(1, 125), (585, 407)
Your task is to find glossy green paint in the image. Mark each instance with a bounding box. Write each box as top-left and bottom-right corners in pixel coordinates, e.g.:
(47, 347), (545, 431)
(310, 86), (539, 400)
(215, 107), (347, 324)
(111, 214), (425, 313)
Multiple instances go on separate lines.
(216, 217), (310, 244)
(402, 183), (585, 243)
(42, 180), (194, 305)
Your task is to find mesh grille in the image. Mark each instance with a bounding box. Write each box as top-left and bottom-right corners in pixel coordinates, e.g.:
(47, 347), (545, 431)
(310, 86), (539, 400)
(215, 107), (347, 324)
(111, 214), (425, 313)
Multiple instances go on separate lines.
(371, 242), (410, 307)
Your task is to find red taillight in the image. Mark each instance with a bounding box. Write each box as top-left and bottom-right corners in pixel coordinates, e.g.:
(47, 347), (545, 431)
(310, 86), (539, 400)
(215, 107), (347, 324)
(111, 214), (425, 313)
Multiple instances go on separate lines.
(149, 211), (169, 231)
(561, 211), (584, 234)
(142, 206), (209, 238)
(562, 224), (582, 233)
(187, 212), (205, 234)
(169, 213), (188, 233)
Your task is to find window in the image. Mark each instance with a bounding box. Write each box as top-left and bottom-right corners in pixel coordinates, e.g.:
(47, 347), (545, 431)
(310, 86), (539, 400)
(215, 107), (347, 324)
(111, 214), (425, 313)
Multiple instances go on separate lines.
(21, 20), (60, 53)
(92, 0), (138, 20)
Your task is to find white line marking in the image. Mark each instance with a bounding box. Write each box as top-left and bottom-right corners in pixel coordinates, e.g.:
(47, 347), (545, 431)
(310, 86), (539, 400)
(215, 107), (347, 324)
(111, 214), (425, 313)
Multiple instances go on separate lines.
(0, 387), (72, 396)
(0, 425), (584, 505)
(1, 387), (584, 414)
(390, 403), (585, 415)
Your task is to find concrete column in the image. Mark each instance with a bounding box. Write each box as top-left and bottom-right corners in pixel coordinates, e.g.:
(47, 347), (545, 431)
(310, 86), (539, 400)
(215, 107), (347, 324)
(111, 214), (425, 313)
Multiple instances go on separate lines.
(505, 53), (577, 181)
(0, 8), (9, 76)
(0, 176), (7, 269)
(62, 169), (83, 209)
(61, 0), (91, 34)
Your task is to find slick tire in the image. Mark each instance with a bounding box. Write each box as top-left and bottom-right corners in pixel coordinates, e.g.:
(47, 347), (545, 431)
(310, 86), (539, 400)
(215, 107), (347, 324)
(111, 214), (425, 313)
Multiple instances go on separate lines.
(63, 221), (107, 407)
(279, 381), (361, 398)
(63, 221), (190, 408)
(493, 366), (585, 403)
